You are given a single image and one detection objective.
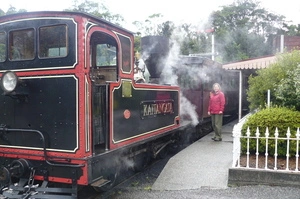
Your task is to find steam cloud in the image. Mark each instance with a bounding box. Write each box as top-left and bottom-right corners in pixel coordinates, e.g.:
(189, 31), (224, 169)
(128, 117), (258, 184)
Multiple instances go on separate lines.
(141, 28), (212, 126)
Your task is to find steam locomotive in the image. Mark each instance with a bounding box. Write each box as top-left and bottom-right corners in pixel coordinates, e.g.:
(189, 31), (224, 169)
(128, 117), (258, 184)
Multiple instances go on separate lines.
(0, 11), (240, 198)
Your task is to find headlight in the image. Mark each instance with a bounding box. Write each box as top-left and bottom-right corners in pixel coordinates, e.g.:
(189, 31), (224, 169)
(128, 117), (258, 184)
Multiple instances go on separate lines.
(0, 71), (18, 93)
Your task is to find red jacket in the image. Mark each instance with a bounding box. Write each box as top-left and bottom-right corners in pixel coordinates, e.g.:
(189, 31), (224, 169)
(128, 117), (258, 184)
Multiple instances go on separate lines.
(208, 91), (225, 114)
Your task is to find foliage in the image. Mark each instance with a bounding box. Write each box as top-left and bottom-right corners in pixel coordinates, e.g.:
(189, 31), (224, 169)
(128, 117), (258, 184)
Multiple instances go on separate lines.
(132, 14), (176, 54)
(157, 21), (175, 38)
(275, 65), (300, 110)
(247, 50), (300, 111)
(132, 14), (175, 37)
(132, 15), (211, 55)
(241, 107), (300, 157)
(134, 35), (142, 55)
(280, 23), (300, 36)
(222, 27), (271, 61)
(209, 0), (286, 62)
(65, 0), (124, 25)
(177, 24), (211, 55)
(0, 6), (27, 16)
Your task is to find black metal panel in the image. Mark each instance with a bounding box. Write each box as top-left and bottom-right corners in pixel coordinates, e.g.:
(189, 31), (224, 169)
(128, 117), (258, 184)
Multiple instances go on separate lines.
(0, 76), (77, 151)
(112, 84), (179, 142)
(0, 18), (76, 70)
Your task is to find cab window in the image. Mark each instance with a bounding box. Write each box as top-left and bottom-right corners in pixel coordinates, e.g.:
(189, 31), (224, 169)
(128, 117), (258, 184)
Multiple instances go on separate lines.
(9, 29), (34, 61)
(39, 25), (67, 58)
(118, 34), (131, 73)
(0, 32), (6, 62)
(96, 44), (116, 66)
(90, 32), (118, 83)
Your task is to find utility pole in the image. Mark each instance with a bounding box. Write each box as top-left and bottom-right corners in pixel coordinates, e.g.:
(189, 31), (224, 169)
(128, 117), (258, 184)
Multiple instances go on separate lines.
(211, 32), (215, 61)
(204, 28), (215, 61)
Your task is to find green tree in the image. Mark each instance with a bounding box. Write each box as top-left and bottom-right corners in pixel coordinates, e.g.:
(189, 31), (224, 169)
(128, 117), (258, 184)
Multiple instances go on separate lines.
(0, 9), (5, 16)
(280, 23), (300, 36)
(65, 0), (124, 25)
(247, 50), (300, 110)
(157, 21), (175, 38)
(209, 0), (286, 62)
(134, 33), (142, 55)
(133, 13), (166, 36)
(275, 65), (300, 110)
(132, 14), (176, 54)
(0, 6), (27, 15)
(176, 23), (210, 55)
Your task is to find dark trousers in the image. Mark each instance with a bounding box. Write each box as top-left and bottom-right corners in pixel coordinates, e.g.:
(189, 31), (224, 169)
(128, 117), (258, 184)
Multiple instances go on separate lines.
(211, 114), (223, 139)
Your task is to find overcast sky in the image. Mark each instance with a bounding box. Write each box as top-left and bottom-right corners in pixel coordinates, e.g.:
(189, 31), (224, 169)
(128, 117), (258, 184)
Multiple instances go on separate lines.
(1, 0), (300, 30)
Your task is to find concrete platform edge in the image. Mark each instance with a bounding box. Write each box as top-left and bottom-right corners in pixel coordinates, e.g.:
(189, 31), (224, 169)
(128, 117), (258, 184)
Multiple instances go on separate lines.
(228, 167), (300, 188)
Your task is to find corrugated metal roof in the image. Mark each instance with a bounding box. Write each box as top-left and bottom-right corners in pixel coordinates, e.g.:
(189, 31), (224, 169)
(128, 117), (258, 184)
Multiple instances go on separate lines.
(222, 55), (276, 70)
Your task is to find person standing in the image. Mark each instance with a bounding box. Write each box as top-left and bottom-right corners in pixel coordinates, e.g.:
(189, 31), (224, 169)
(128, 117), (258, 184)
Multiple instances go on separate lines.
(208, 83), (225, 141)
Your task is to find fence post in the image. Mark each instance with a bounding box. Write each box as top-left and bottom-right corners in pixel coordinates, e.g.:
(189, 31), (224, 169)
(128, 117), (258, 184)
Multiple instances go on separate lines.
(296, 128), (300, 171)
(273, 128), (279, 170)
(246, 127), (251, 168)
(255, 127), (260, 169)
(286, 127), (291, 171)
(265, 127), (269, 169)
(232, 124), (241, 167)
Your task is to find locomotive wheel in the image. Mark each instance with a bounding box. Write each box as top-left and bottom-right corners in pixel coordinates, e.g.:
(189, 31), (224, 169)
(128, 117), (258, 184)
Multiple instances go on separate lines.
(0, 167), (10, 186)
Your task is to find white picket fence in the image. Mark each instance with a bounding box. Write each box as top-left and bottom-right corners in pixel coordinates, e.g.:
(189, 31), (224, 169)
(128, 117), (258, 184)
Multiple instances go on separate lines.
(232, 115), (300, 172)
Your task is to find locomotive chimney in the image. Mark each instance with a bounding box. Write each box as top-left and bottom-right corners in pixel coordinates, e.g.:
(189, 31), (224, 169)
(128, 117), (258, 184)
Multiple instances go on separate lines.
(141, 36), (169, 82)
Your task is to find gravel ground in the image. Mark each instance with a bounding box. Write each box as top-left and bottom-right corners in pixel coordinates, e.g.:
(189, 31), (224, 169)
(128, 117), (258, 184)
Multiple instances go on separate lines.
(87, 154), (300, 199)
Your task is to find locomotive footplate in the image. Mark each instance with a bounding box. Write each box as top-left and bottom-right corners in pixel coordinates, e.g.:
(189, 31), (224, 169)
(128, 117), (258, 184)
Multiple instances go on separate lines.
(1, 168), (77, 199)
(1, 179), (77, 199)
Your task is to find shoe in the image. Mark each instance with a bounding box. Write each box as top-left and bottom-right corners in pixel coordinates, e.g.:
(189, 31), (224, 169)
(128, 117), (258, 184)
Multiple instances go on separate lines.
(212, 137), (222, 141)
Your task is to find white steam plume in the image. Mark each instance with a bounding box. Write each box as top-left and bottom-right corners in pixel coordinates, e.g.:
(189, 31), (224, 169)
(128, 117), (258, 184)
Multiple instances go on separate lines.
(158, 28), (200, 126)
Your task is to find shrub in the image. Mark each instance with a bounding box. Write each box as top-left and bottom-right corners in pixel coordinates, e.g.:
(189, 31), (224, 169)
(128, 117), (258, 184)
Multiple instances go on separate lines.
(241, 107), (300, 157)
(247, 50), (300, 111)
(275, 66), (300, 111)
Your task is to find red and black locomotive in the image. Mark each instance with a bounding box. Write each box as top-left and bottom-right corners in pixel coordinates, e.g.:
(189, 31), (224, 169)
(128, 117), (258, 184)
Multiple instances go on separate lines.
(0, 11), (240, 198)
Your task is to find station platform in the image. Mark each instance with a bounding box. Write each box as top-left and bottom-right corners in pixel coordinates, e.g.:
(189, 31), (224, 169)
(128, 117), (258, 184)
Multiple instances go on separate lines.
(152, 120), (237, 190)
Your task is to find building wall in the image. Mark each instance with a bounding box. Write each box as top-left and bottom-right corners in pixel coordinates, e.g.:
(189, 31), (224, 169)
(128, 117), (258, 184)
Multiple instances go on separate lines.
(273, 35), (300, 53)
